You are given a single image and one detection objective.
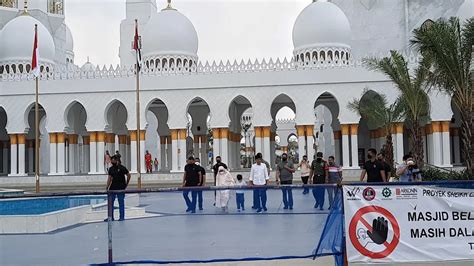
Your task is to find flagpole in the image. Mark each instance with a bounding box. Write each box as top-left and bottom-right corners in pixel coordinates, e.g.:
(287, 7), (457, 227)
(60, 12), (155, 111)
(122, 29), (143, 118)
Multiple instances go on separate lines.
(34, 24), (40, 193)
(135, 19), (142, 189)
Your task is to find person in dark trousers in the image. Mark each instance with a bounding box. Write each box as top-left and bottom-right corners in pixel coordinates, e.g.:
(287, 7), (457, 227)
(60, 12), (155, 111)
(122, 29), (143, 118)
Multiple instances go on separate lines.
(235, 174), (246, 211)
(252, 152), (270, 209)
(182, 156), (202, 213)
(276, 153), (295, 209)
(377, 152), (391, 180)
(195, 157), (206, 210)
(309, 152), (328, 210)
(249, 153), (269, 213)
(106, 155), (131, 221)
(360, 148), (387, 182)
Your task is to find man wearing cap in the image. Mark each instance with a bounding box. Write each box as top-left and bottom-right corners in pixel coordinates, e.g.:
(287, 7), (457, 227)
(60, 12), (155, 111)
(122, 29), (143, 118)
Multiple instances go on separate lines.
(106, 155), (131, 221)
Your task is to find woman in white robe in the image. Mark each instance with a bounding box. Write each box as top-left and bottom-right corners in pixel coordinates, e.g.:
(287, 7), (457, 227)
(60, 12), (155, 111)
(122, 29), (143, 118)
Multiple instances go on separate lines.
(215, 166), (235, 211)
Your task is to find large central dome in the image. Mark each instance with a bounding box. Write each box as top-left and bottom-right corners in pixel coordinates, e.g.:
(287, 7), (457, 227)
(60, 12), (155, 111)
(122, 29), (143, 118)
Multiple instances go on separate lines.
(142, 4), (198, 62)
(292, 1), (351, 66)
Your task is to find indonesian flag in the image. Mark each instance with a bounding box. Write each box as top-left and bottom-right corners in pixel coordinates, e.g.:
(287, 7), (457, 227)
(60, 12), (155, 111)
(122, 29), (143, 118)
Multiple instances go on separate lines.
(133, 20), (142, 71)
(31, 24), (40, 77)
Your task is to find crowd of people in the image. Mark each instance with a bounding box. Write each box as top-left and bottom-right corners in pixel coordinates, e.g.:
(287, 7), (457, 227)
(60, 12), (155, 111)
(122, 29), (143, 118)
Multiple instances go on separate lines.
(105, 146), (423, 219)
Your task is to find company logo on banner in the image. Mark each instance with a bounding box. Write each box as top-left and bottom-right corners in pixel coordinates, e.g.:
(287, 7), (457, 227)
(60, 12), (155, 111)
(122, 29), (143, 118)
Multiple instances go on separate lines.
(343, 185), (474, 263)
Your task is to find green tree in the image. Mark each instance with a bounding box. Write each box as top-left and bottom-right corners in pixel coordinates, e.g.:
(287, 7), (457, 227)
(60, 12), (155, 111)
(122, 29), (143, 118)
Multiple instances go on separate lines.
(411, 17), (474, 173)
(363, 51), (431, 167)
(348, 90), (405, 170)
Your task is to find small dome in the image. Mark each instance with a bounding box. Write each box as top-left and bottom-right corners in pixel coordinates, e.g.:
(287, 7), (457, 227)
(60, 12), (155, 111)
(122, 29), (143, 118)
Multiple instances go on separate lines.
(142, 7), (198, 59)
(81, 58), (95, 72)
(0, 15), (56, 65)
(65, 24), (74, 52)
(457, 0), (473, 23)
(292, 1), (351, 52)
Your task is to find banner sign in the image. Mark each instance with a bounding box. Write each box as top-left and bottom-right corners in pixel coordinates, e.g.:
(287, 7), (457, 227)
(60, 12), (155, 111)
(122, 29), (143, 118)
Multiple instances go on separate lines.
(343, 185), (474, 263)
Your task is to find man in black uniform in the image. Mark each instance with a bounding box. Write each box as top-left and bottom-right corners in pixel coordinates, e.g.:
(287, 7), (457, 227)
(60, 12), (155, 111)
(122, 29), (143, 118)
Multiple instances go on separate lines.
(360, 148), (387, 182)
(106, 155), (131, 221)
(195, 158), (206, 210)
(182, 156), (202, 213)
(212, 156), (228, 181)
(377, 152), (392, 180)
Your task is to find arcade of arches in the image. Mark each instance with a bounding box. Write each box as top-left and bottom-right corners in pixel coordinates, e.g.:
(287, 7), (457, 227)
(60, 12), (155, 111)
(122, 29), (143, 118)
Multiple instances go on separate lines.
(0, 93), (463, 176)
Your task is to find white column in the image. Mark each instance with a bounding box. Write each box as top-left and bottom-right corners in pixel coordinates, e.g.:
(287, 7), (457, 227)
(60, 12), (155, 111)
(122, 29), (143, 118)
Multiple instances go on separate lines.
(441, 122), (451, 167)
(334, 131), (342, 166)
(160, 136), (166, 171)
(130, 131), (138, 173)
(69, 141), (77, 174)
(213, 128), (221, 160)
(96, 132), (106, 174)
(28, 141), (34, 174)
(370, 130), (376, 149)
(452, 128), (461, 165)
(57, 133), (66, 175)
(306, 125), (315, 162)
(350, 124), (359, 168)
(139, 132), (146, 173)
(431, 122), (442, 166)
(426, 129), (433, 165)
(88, 133), (98, 174)
(394, 123), (404, 164)
(17, 135), (26, 176)
(178, 129), (187, 171)
(254, 127), (262, 155)
(262, 127), (271, 168)
(118, 135), (127, 168)
(170, 130), (179, 172)
(83, 137), (90, 173)
(297, 125), (307, 159)
(49, 133), (58, 175)
(2, 142), (8, 174)
(220, 129), (230, 167)
(8, 134), (17, 176)
(341, 125), (350, 168)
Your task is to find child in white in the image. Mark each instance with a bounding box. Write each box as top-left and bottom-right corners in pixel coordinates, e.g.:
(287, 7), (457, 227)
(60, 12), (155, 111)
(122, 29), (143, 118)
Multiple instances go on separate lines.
(235, 174), (246, 211)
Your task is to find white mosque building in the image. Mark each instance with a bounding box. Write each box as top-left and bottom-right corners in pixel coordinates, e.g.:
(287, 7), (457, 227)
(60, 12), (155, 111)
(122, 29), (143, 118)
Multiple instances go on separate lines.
(0, 0), (472, 180)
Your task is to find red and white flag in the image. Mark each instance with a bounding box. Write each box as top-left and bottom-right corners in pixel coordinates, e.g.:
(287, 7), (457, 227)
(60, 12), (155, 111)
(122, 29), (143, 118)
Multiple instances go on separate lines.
(31, 24), (40, 77)
(133, 19), (142, 71)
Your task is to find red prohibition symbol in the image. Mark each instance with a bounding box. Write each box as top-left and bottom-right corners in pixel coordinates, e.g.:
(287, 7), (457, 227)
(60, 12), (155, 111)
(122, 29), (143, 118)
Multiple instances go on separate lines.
(349, 205), (400, 259)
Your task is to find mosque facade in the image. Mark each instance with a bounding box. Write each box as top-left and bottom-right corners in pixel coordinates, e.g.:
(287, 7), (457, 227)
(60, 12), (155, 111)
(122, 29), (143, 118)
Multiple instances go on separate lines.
(0, 0), (472, 178)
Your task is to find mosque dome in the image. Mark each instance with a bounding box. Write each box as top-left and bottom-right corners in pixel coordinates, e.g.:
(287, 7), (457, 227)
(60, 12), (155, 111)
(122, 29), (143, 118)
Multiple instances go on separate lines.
(80, 57), (95, 72)
(0, 14), (56, 74)
(457, 0), (474, 23)
(292, 1), (351, 66)
(142, 1), (198, 71)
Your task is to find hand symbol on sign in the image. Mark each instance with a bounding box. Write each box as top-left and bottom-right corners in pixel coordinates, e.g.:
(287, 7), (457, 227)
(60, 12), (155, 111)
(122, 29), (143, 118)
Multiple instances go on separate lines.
(367, 217), (388, 245)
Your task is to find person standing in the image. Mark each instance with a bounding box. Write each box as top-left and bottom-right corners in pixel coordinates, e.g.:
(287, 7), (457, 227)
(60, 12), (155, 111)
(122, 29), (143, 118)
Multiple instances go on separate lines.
(145, 150), (152, 173)
(106, 155), (131, 221)
(310, 152), (328, 210)
(249, 153), (269, 213)
(182, 157), (202, 213)
(212, 156), (228, 179)
(377, 152), (391, 181)
(276, 153), (295, 210)
(396, 155), (422, 182)
(195, 157), (206, 210)
(360, 148), (387, 183)
(104, 150), (111, 172)
(215, 166), (235, 212)
(298, 155), (310, 194)
(154, 158), (159, 172)
(252, 152), (270, 209)
(327, 156), (342, 210)
(235, 174), (246, 212)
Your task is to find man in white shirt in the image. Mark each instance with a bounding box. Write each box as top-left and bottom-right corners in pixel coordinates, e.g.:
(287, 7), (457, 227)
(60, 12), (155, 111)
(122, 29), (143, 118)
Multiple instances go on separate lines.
(249, 153), (270, 213)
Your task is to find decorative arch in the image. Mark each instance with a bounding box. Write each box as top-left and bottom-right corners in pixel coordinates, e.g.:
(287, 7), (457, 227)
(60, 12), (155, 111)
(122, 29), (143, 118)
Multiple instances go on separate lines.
(63, 100), (88, 130)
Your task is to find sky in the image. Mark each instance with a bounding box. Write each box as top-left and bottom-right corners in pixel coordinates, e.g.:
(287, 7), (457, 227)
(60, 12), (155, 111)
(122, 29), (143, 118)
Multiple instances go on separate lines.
(65, 0), (310, 67)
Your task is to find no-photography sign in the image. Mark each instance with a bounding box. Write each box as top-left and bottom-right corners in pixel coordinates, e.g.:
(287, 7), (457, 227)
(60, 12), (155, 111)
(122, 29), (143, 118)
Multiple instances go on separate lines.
(343, 185), (474, 263)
